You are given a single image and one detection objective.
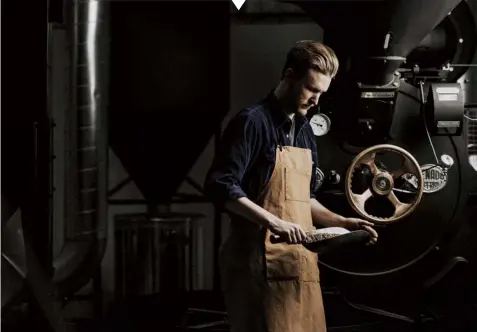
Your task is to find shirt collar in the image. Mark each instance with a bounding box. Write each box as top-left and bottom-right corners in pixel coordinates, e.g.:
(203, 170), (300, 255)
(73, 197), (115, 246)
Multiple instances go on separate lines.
(265, 91), (308, 129)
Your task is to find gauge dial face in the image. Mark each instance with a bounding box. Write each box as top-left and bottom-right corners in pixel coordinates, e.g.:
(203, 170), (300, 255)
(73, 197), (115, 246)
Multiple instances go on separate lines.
(310, 113), (331, 136)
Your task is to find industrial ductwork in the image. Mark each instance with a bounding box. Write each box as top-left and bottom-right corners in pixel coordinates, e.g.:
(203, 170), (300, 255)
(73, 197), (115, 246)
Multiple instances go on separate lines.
(52, 0), (109, 298)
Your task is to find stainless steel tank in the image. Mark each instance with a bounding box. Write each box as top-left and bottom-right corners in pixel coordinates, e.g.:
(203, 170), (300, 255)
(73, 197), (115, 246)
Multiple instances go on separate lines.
(114, 212), (204, 300)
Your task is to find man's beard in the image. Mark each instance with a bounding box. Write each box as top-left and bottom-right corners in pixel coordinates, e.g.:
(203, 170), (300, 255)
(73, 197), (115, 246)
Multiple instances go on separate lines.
(279, 92), (297, 114)
(283, 89), (302, 114)
(299, 102), (314, 113)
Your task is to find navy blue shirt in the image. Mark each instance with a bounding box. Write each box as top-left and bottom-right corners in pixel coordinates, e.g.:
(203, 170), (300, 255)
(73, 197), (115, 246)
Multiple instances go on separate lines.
(204, 93), (319, 207)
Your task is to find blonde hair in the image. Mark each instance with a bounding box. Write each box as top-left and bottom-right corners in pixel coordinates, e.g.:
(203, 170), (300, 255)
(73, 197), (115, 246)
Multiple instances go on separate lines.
(282, 40), (339, 79)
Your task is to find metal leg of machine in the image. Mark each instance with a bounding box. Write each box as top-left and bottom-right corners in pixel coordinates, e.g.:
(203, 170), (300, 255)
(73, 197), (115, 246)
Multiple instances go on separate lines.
(22, 240), (67, 332)
(2, 213), (67, 332)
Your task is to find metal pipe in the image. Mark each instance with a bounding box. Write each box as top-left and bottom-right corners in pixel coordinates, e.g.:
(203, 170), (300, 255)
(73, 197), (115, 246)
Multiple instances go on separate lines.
(52, 0), (109, 299)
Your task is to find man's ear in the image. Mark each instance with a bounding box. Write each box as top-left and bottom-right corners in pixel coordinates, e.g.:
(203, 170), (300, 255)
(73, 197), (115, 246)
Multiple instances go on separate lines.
(283, 68), (294, 80)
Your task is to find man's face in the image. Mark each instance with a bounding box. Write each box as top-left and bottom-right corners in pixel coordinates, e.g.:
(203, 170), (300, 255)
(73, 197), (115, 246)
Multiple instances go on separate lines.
(286, 69), (332, 116)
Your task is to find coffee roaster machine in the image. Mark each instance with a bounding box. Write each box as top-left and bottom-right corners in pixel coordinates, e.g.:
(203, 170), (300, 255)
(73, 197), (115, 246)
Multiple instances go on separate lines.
(292, 0), (477, 331)
(2, 0), (477, 331)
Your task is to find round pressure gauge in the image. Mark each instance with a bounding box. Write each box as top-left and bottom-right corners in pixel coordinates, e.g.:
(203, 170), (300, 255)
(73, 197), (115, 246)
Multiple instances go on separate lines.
(310, 113), (331, 136)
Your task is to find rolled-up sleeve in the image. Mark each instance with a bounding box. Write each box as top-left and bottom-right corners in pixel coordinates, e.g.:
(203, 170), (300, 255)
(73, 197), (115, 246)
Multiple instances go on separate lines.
(204, 111), (261, 207)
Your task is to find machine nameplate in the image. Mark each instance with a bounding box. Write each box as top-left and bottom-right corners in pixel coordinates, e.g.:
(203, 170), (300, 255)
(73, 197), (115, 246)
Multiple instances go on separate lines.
(421, 164), (448, 193)
(436, 87), (460, 94)
(361, 91), (395, 98)
(437, 121), (460, 128)
(437, 93), (458, 101)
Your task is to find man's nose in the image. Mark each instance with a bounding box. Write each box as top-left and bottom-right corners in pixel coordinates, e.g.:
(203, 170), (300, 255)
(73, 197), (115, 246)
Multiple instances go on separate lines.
(312, 94), (320, 105)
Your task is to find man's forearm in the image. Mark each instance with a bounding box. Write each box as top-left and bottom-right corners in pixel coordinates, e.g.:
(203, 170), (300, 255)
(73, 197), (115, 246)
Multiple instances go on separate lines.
(225, 197), (277, 228)
(310, 198), (346, 228)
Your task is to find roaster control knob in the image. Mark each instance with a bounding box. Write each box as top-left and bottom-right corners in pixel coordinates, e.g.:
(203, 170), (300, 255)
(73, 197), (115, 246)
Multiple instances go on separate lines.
(440, 154), (454, 169)
(328, 170), (341, 185)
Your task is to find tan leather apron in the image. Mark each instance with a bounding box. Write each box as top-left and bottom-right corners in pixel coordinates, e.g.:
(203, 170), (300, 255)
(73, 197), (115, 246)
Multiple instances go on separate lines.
(220, 145), (326, 332)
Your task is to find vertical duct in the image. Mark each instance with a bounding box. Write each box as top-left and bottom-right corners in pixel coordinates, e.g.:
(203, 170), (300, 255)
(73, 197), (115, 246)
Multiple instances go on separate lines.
(52, 0), (109, 298)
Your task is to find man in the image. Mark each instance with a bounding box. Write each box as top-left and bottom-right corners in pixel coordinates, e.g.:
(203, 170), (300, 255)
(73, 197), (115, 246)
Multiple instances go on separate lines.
(204, 40), (378, 332)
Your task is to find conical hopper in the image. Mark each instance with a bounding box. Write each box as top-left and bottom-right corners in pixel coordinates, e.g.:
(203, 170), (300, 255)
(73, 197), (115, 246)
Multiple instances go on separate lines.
(109, 2), (230, 206)
(289, 0), (462, 85)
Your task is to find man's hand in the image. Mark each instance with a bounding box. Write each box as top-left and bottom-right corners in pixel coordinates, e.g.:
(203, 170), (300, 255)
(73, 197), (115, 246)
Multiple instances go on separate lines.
(269, 219), (307, 244)
(341, 218), (378, 244)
